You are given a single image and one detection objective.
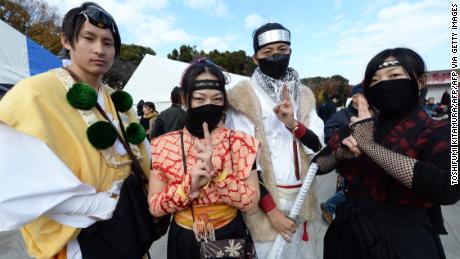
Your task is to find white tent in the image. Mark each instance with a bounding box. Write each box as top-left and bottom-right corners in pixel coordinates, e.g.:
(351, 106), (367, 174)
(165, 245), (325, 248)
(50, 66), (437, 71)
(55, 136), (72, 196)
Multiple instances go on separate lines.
(124, 55), (249, 112)
(0, 20), (62, 94)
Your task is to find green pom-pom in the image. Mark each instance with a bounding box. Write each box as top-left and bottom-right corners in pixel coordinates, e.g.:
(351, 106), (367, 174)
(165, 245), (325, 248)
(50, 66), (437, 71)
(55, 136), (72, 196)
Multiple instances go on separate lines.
(111, 91), (133, 112)
(87, 121), (117, 149)
(67, 83), (98, 110)
(126, 123), (146, 144)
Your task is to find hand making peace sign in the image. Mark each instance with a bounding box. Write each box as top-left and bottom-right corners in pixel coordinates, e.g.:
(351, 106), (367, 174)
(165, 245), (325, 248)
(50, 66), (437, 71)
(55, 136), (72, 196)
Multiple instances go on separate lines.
(190, 122), (216, 193)
(273, 84), (297, 129)
(342, 94), (373, 157)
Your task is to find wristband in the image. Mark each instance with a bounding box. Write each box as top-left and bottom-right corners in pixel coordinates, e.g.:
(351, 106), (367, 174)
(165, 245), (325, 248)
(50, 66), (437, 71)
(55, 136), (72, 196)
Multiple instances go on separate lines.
(293, 122), (307, 138)
(259, 194), (276, 213)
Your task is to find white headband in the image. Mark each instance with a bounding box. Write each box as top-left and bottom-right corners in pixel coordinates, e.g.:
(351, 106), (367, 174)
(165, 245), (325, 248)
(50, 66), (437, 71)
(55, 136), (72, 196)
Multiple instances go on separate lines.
(257, 29), (290, 47)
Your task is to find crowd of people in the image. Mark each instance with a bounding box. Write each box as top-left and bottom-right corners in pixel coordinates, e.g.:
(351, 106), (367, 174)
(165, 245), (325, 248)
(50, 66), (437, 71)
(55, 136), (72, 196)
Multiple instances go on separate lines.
(0, 2), (457, 259)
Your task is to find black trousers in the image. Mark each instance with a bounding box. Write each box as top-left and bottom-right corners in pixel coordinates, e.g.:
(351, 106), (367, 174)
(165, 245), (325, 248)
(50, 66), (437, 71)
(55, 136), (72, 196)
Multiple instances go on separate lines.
(167, 213), (246, 259)
(324, 199), (445, 259)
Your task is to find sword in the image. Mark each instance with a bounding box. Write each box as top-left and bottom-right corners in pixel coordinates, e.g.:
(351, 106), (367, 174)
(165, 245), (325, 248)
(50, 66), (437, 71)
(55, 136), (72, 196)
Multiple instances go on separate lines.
(267, 163), (319, 259)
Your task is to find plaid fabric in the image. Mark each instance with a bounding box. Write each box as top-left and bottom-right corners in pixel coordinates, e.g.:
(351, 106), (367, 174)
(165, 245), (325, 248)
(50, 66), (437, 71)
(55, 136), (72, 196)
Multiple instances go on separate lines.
(329, 107), (449, 207)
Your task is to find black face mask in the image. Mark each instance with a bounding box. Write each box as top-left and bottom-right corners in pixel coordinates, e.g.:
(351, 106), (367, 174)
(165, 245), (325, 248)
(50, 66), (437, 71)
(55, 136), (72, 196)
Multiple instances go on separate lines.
(367, 79), (419, 117)
(257, 53), (290, 79)
(185, 104), (224, 138)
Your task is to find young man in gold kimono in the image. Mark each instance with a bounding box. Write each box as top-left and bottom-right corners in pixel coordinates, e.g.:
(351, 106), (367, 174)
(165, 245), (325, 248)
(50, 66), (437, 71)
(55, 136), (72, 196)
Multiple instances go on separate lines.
(0, 2), (150, 258)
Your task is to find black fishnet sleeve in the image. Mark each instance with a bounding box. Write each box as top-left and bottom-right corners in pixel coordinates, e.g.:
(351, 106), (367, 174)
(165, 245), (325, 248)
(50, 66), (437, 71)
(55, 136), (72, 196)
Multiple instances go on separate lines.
(351, 119), (416, 188)
(312, 145), (355, 175)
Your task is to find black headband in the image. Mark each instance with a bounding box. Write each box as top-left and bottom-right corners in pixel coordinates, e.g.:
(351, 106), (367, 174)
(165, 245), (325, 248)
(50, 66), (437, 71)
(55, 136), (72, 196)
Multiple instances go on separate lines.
(193, 80), (223, 91)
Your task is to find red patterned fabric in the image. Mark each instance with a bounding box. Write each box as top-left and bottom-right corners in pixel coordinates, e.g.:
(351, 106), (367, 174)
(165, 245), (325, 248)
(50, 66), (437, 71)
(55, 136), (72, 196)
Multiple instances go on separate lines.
(329, 108), (449, 208)
(149, 127), (259, 216)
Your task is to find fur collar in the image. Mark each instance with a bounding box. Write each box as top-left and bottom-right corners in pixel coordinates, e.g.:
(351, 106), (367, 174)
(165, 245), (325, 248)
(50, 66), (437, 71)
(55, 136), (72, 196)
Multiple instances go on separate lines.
(228, 80), (318, 241)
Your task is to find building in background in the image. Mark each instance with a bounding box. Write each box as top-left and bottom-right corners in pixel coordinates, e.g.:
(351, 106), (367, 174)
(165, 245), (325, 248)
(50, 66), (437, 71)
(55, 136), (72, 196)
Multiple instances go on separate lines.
(426, 69), (458, 102)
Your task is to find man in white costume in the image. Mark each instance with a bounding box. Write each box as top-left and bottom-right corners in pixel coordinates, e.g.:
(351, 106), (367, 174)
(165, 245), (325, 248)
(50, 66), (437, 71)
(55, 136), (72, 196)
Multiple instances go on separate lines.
(226, 22), (324, 258)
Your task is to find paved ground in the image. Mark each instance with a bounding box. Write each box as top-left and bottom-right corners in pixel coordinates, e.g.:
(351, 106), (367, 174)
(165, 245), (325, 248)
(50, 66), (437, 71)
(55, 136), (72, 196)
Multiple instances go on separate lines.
(1, 172), (459, 258)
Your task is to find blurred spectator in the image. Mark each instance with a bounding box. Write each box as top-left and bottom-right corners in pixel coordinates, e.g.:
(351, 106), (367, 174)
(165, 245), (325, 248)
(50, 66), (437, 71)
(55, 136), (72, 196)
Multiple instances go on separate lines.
(318, 94), (338, 122)
(151, 86), (186, 138)
(423, 97), (437, 117)
(440, 90), (451, 120)
(440, 90), (450, 106)
(136, 100), (144, 117)
(139, 101), (158, 140)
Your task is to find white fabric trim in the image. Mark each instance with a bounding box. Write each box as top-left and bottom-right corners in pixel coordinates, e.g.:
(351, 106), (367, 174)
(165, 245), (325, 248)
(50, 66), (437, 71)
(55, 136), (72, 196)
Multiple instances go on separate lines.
(0, 123), (96, 231)
(67, 238), (83, 259)
(45, 181), (122, 227)
(277, 186), (300, 201)
(143, 138), (152, 165)
(47, 214), (96, 229)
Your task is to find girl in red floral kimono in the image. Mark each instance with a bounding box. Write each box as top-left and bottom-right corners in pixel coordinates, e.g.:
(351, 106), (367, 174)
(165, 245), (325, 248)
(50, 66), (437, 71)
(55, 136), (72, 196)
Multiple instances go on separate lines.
(148, 59), (260, 259)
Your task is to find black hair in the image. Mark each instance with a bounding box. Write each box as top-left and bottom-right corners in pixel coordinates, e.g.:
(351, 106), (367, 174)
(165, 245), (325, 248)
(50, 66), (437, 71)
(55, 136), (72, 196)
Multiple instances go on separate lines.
(170, 86), (182, 105)
(61, 2), (121, 57)
(180, 61), (228, 111)
(59, 47), (70, 59)
(253, 22), (290, 53)
(329, 94), (339, 100)
(363, 48), (426, 89)
(136, 100), (144, 116)
(441, 91), (451, 106)
(144, 101), (156, 112)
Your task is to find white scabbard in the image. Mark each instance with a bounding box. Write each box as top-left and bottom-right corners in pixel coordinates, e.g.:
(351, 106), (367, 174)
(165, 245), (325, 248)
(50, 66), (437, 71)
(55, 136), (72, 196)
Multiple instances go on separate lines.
(267, 163), (319, 259)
